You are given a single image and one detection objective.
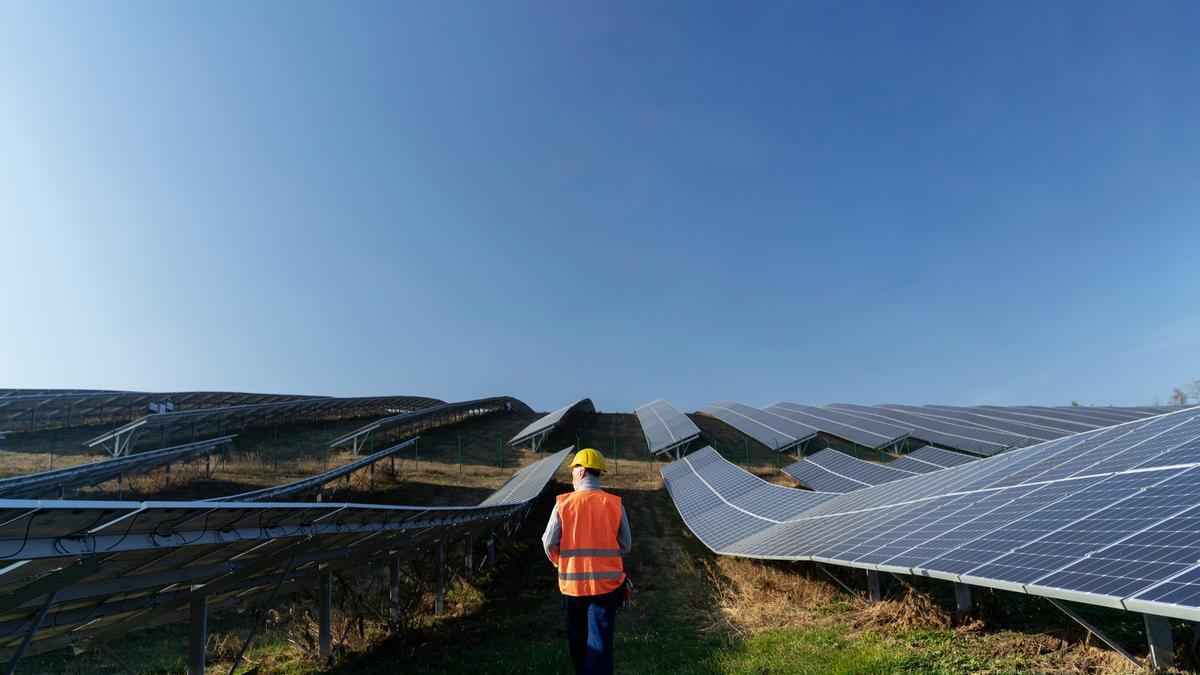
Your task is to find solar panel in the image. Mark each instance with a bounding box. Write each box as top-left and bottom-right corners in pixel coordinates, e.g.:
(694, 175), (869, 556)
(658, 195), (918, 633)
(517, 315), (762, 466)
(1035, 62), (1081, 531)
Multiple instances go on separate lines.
(660, 447), (839, 553)
(908, 445), (979, 467)
(662, 407), (1200, 624)
(887, 456), (941, 473)
(0, 436), (235, 499)
(635, 399), (700, 457)
(0, 447), (572, 665)
(210, 437), (418, 503)
(930, 406), (1099, 435)
(764, 403), (909, 450)
(698, 402), (817, 453)
(879, 404), (1064, 442)
(87, 394), (464, 457)
(827, 404), (1021, 455)
(782, 449), (917, 493)
(324, 396), (531, 455)
(509, 399), (594, 451)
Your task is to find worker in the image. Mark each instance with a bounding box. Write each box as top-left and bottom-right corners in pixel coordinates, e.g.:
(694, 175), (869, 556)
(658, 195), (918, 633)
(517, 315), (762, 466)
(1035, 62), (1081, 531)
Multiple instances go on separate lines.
(542, 448), (631, 675)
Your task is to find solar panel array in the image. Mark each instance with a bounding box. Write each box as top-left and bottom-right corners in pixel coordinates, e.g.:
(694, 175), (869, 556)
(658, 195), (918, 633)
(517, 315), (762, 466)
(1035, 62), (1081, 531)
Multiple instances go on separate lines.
(878, 404), (1065, 442)
(661, 447), (840, 550)
(826, 404), (1027, 455)
(663, 407), (1200, 625)
(0, 436), (235, 500)
(782, 449), (917, 493)
(698, 402), (816, 453)
(85, 394), (459, 457)
(635, 399), (701, 457)
(0, 446), (573, 662)
(0, 389), (440, 434)
(509, 398), (595, 451)
(330, 397), (532, 455)
(210, 438), (418, 503)
(765, 402), (910, 450)
(888, 445), (979, 473)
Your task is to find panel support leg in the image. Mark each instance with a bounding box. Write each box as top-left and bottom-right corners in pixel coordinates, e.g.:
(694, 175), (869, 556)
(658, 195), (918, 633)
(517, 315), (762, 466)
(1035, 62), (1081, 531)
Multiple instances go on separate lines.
(953, 582), (972, 618)
(486, 530), (496, 568)
(188, 595), (207, 675)
(465, 535), (476, 582)
(1144, 613), (1173, 670)
(389, 554), (401, 624)
(866, 570), (881, 603)
(435, 542), (445, 615)
(319, 570), (332, 661)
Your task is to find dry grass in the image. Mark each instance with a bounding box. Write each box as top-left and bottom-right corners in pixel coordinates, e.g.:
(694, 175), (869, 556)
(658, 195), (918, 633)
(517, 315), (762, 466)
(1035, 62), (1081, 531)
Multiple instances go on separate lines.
(695, 554), (1151, 673)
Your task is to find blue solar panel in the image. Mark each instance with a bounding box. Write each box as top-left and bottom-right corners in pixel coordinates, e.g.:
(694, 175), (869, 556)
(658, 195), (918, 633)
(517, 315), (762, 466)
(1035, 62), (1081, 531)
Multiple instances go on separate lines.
(827, 404), (1015, 455)
(879, 404), (1065, 441)
(700, 402), (817, 452)
(887, 456), (941, 473)
(908, 445), (979, 467)
(765, 403), (910, 449)
(782, 449), (916, 493)
(661, 406), (1200, 622)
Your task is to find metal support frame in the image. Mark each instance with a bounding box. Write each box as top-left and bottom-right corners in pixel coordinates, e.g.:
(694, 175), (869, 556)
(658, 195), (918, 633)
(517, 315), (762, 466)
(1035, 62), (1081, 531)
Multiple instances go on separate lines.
(1044, 597), (1142, 669)
(815, 564), (867, 604)
(866, 570), (882, 603)
(465, 535), (476, 582)
(1144, 613), (1174, 670)
(953, 582), (972, 618)
(434, 542), (445, 615)
(319, 570), (332, 662)
(226, 553), (295, 675)
(389, 554), (402, 624)
(188, 595), (207, 675)
(6, 589), (58, 675)
(486, 530), (496, 568)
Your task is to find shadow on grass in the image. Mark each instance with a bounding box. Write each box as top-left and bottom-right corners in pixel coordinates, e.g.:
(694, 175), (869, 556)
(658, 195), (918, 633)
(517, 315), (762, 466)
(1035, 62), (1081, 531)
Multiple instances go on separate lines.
(325, 480), (736, 675)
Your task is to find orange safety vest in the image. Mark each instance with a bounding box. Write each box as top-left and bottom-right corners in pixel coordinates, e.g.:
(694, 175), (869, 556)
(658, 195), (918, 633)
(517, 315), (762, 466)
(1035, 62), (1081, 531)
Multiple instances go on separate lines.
(555, 490), (626, 596)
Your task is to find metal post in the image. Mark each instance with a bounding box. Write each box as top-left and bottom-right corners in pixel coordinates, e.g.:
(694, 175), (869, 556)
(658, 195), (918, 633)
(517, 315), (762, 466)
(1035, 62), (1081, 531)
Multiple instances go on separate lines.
(164, 462), (171, 489)
(370, 461), (375, 495)
(499, 437), (504, 471)
(319, 571), (332, 661)
(389, 554), (402, 624)
(116, 474), (123, 500)
(744, 438), (749, 467)
(953, 582), (972, 618)
(866, 570), (881, 603)
(486, 530), (496, 568)
(1144, 614), (1174, 670)
(434, 542), (445, 615)
(465, 535), (476, 582)
(457, 432), (462, 474)
(6, 589), (57, 675)
(188, 595), (207, 675)
(415, 436), (420, 472)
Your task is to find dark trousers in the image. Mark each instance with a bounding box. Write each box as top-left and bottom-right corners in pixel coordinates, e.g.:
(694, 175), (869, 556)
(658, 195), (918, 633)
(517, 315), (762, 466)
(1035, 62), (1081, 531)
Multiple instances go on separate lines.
(563, 588), (620, 675)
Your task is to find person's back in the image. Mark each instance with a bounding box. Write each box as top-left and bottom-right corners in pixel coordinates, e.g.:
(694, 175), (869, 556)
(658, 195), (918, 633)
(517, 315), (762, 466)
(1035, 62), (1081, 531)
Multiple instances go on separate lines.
(543, 449), (631, 675)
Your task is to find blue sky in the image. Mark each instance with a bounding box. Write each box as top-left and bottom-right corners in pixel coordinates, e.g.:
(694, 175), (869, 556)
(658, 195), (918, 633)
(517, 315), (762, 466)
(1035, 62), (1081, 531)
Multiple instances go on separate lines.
(1, 2), (1198, 412)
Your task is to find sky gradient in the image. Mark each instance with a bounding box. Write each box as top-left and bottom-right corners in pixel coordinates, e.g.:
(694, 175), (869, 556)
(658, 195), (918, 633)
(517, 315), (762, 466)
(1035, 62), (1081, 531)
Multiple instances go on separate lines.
(2, 1), (1198, 412)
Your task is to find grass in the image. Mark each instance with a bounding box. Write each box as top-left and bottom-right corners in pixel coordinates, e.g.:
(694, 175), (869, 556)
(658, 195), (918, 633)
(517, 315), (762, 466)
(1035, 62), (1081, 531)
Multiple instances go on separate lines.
(5, 410), (1192, 673)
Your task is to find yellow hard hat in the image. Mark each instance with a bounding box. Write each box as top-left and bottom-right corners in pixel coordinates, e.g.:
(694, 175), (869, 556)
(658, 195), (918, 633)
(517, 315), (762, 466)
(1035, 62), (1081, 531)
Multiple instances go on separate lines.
(569, 447), (607, 472)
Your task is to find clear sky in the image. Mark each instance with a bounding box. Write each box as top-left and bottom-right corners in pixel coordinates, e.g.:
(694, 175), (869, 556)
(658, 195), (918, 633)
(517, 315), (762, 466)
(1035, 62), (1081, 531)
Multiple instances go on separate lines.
(2, 2), (1198, 413)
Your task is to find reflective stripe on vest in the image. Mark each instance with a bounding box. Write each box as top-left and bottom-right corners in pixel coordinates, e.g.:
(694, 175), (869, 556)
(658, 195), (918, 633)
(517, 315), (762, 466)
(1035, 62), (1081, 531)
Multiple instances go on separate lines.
(556, 490), (625, 597)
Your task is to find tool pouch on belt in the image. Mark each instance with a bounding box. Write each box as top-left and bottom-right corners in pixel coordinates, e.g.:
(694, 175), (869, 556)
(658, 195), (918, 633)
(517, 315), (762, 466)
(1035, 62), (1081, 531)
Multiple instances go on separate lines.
(620, 578), (634, 609)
